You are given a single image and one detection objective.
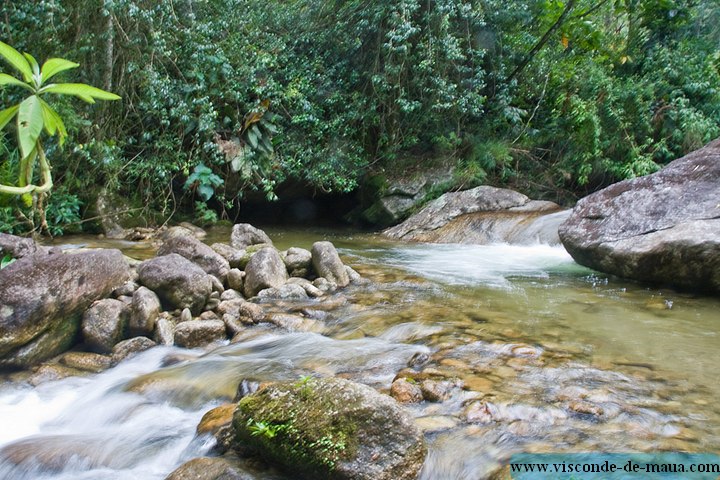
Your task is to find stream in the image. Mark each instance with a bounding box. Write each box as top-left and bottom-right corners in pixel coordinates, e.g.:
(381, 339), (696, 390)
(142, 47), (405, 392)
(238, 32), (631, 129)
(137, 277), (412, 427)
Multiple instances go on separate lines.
(1, 228), (719, 479)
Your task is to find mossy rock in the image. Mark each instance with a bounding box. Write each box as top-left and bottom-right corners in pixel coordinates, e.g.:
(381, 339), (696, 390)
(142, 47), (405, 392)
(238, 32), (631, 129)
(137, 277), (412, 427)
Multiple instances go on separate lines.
(233, 377), (426, 480)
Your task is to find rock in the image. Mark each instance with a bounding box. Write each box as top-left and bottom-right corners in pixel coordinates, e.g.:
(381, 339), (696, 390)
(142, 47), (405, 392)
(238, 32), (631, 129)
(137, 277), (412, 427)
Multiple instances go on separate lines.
(345, 266), (363, 285)
(200, 311), (220, 321)
(0, 232), (39, 259)
(137, 253), (212, 315)
(239, 302), (266, 324)
(129, 286), (161, 337)
(390, 378), (423, 404)
(81, 298), (130, 354)
(28, 364), (82, 386)
(233, 377), (426, 480)
(283, 247), (312, 277)
(174, 320), (226, 349)
(180, 308), (193, 323)
(313, 277), (337, 293)
(226, 269), (245, 292)
(154, 315), (175, 346)
(158, 233), (230, 281)
(383, 185), (565, 244)
(111, 336), (156, 364)
(58, 351), (112, 373)
(243, 247), (288, 297)
(559, 138), (720, 294)
(210, 275), (225, 294)
(112, 280), (139, 297)
(311, 241), (349, 287)
(177, 222), (207, 239)
(165, 457), (251, 480)
(197, 404), (236, 435)
(420, 379), (453, 402)
(230, 223), (272, 250)
(257, 283), (309, 300)
(266, 313), (322, 333)
(221, 289), (244, 301)
(286, 277), (324, 297)
(211, 243), (246, 269)
(0, 249), (131, 368)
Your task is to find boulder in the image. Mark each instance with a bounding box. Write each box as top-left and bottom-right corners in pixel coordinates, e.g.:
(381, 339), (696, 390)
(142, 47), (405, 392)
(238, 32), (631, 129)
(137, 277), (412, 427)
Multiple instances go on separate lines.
(0, 233), (39, 259)
(0, 250), (131, 368)
(559, 138), (720, 294)
(311, 241), (349, 287)
(243, 247), (288, 297)
(383, 185), (564, 244)
(283, 247), (312, 277)
(165, 457), (251, 480)
(257, 283), (309, 300)
(230, 223), (272, 250)
(174, 320), (227, 349)
(233, 377), (426, 480)
(129, 286), (161, 337)
(226, 269), (245, 292)
(58, 351), (112, 373)
(82, 298), (130, 353)
(137, 253), (212, 315)
(111, 336), (156, 364)
(211, 243), (246, 269)
(158, 233), (230, 281)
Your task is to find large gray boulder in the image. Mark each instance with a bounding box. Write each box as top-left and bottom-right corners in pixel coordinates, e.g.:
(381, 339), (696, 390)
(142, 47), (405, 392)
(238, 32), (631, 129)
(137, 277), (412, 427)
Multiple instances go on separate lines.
(559, 138), (720, 294)
(82, 298), (130, 353)
(383, 186), (564, 244)
(233, 377), (426, 480)
(0, 250), (131, 368)
(0, 233), (39, 259)
(158, 232), (230, 281)
(243, 247), (288, 297)
(129, 286), (161, 337)
(311, 241), (349, 287)
(230, 224), (272, 250)
(137, 254), (212, 314)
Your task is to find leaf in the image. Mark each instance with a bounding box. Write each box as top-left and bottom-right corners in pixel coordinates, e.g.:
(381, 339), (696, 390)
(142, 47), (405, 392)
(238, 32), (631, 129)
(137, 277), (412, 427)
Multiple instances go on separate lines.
(23, 52), (40, 77)
(38, 98), (67, 143)
(17, 95), (43, 159)
(0, 41), (33, 83)
(41, 83), (121, 103)
(40, 58), (79, 82)
(198, 184), (214, 201)
(1, 254), (16, 269)
(0, 105), (19, 131)
(0, 73), (33, 91)
(561, 34), (569, 49)
(247, 127), (259, 149)
(230, 156), (244, 173)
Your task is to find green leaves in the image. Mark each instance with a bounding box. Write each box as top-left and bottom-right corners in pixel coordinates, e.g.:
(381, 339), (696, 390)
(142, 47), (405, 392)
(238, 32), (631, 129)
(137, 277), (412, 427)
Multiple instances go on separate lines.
(0, 40), (33, 83)
(38, 98), (67, 143)
(41, 83), (121, 103)
(41, 58), (79, 82)
(17, 95), (43, 159)
(0, 105), (19, 131)
(0, 254), (16, 270)
(0, 73), (33, 91)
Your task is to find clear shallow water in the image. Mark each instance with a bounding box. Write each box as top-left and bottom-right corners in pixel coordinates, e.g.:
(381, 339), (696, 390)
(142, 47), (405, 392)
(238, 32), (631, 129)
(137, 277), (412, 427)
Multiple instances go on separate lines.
(3, 229), (720, 479)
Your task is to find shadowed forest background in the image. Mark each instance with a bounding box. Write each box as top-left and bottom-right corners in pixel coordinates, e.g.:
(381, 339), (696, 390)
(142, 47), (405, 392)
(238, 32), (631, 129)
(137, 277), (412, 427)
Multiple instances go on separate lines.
(1, 0), (718, 234)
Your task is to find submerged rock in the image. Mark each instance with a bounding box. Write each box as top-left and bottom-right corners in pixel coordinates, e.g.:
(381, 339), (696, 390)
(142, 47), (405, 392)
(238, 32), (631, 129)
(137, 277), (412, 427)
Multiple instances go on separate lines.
(383, 186), (565, 244)
(137, 253), (212, 315)
(559, 138), (720, 293)
(233, 377), (426, 480)
(0, 249), (130, 368)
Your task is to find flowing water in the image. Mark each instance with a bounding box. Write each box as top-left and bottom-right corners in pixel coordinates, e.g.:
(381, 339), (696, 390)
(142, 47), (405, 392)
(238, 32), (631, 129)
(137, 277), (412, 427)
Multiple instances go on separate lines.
(1, 227), (719, 479)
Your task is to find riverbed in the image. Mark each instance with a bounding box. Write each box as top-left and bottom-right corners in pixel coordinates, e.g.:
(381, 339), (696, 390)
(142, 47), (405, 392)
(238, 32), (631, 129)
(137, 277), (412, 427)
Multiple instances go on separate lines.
(1, 227), (718, 479)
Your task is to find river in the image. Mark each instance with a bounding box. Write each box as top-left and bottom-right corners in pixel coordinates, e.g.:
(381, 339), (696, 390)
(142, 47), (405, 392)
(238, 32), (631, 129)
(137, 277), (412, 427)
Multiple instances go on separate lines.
(1, 227), (719, 479)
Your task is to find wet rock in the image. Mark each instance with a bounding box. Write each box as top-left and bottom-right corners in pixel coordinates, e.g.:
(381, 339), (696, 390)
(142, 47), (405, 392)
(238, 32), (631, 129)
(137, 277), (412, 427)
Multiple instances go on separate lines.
(165, 456), (251, 480)
(137, 253), (212, 315)
(111, 336), (156, 364)
(312, 277), (337, 293)
(197, 403), (236, 435)
(345, 266), (364, 285)
(82, 298), (130, 354)
(129, 286), (161, 337)
(286, 277), (324, 297)
(465, 401), (498, 424)
(28, 364), (83, 386)
(266, 313), (322, 333)
(383, 185), (564, 244)
(284, 247), (312, 277)
(174, 320), (227, 348)
(126, 371), (236, 408)
(154, 315), (175, 346)
(567, 401), (604, 417)
(227, 269), (245, 292)
(233, 377), (426, 480)
(240, 302), (266, 324)
(230, 223), (273, 250)
(158, 232), (230, 281)
(0, 249), (131, 368)
(211, 243), (246, 269)
(234, 379), (261, 401)
(257, 283), (308, 300)
(390, 378), (423, 404)
(243, 247), (288, 297)
(59, 351), (112, 372)
(420, 379), (453, 402)
(311, 241), (349, 287)
(559, 138), (720, 293)
(414, 415), (458, 433)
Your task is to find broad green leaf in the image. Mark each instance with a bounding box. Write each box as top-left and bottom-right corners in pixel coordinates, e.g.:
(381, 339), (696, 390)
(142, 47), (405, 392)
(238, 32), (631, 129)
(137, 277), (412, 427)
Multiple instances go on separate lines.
(1, 254), (16, 269)
(0, 41), (33, 83)
(0, 105), (19, 131)
(41, 83), (120, 102)
(23, 52), (40, 76)
(38, 98), (67, 143)
(41, 58), (79, 82)
(0, 73), (33, 91)
(17, 95), (43, 159)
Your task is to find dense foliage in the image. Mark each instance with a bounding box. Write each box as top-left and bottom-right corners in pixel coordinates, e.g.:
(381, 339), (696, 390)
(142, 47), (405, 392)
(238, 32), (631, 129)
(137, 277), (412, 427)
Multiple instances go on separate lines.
(1, 0), (718, 233)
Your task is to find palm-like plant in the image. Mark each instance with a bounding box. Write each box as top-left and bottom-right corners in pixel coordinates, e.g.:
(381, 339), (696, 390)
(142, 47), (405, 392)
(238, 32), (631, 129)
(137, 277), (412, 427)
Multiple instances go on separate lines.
(0, 40), (120, 202)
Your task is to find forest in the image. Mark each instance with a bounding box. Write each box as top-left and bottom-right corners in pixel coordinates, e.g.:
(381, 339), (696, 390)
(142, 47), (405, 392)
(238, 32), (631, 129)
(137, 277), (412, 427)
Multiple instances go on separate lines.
(1, 0), (719, 234)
